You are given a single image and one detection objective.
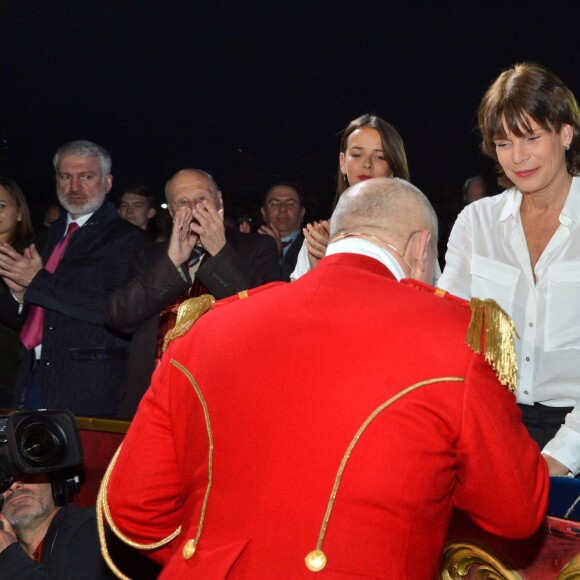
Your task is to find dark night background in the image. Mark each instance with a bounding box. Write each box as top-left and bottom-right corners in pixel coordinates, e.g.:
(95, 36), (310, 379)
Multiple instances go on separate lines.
(0, 0), (578, 233)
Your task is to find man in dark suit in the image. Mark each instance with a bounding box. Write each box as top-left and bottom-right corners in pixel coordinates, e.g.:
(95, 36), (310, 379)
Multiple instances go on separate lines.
(0, 140), (146, 416)
(258, 181), (305, 281)
(105, 168), (282, 417)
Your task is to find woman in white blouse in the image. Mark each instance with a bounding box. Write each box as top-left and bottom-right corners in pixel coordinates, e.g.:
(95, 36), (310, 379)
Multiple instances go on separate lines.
(438, 62), (580, 477)
(290, 114), (410, 280)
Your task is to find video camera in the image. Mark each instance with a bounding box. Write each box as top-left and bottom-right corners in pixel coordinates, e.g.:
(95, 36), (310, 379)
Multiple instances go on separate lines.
(0, 409), (84, 494)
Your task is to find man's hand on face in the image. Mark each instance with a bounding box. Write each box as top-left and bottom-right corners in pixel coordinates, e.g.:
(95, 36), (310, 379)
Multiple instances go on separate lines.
(167, 207), (200, 267)
(191, 201), (227, 257)
(0, 514), (18, 553)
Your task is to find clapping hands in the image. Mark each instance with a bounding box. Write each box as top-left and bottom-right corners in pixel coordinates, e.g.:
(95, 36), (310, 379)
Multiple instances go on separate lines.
(304, 220), (330, 270)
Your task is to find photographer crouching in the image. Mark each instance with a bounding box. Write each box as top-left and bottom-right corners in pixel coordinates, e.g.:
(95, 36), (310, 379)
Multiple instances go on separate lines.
(0, 410), (113, 579)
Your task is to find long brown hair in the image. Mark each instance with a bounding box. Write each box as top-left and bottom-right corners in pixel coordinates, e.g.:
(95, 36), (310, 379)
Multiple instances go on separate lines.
(0, 177), (34, 244)
(334, 114), (409, 207)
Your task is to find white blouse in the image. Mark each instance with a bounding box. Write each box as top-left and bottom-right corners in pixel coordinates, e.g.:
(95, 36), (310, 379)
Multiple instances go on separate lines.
(438, 176), (580, 473)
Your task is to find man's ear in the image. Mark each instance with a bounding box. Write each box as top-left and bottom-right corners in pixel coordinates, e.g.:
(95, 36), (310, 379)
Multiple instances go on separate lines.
(417, 231), (432, 273)
(105, 174), (113, 194)
(260, 207), (267, 221)
(406, 230), (431, 276)
(216, 190), (224, 211)
(147, 207), (157, 220)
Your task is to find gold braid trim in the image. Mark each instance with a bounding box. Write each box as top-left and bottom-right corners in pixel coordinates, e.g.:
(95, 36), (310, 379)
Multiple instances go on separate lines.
(169, 359), (215, 552)
(96, 358), (215, 578)
(465, 298), (518, 392)
(305, 376), (464, 572)
(97, 443), (182, 580)
(162, 294), (215, 352)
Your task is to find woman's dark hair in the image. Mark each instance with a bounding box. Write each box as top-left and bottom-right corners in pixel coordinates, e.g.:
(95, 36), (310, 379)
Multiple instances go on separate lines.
(0, 177), (34, 244)
(334, 114), (409, 207)
(478, 62), (580, 189)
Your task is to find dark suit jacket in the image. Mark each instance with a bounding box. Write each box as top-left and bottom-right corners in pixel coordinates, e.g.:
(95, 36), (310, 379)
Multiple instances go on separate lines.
(280, 231), (304, 281)
(105, 227), (283, 417)
(0, 202), (146, 416)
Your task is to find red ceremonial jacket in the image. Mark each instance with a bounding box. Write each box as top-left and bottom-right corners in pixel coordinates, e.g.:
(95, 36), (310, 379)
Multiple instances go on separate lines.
(104, 252), (548, 579)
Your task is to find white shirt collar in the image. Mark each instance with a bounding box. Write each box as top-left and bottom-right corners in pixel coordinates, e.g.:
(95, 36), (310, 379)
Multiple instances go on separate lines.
(498, 176), (580, 227)
(560, 176), (580, 226)
(499, 188), (522, 222)
(326, 237), (406, 280)
(67, 212), (93, 229)
(281, 229), (301, 244)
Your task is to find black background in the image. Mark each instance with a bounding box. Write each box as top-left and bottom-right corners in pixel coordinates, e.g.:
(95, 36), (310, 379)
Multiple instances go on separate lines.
(1, 0), (578, 227)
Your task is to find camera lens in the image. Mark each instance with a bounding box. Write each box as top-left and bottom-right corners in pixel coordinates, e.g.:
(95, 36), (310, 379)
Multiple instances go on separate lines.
(19, 422), (65, 467)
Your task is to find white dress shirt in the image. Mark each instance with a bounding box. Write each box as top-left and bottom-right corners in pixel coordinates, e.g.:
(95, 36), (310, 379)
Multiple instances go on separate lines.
(438, 176), (580, 474)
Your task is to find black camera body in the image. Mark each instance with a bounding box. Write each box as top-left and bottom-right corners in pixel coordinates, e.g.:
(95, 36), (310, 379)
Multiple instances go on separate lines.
(0, 409), (84, 498)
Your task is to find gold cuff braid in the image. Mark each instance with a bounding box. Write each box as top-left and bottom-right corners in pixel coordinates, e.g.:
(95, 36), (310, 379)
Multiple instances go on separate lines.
(96, 443), (182, 579)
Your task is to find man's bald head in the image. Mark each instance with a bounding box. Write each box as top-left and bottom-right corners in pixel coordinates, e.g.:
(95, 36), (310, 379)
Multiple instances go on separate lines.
(330, 178), (438, 284)
(330, 177), (437, 245)
(164, 169), (222, 217)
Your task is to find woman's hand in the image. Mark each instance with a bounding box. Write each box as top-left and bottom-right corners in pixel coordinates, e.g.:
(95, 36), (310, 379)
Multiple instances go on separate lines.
(0, 243), (42, 288)
(542, 453), (570, 477)
(304, 220), (330, 270)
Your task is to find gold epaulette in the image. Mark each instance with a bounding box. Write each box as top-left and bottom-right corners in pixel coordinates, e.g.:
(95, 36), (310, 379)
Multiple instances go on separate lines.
(464, 298), (519, 392)
(162, 294), (216, 352)
(162, 282), (287, 352)
(403, 283), (518, 392)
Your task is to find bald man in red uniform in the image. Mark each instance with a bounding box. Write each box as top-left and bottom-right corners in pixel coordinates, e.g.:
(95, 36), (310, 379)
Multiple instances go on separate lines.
(102, 178), (548, 579)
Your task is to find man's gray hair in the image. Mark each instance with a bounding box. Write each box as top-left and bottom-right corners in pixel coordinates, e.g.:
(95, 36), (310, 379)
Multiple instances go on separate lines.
(53, 140), (112, 175)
